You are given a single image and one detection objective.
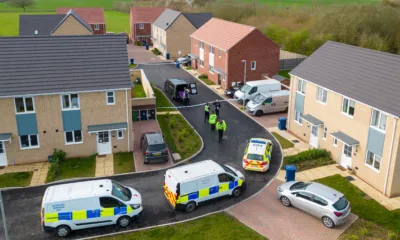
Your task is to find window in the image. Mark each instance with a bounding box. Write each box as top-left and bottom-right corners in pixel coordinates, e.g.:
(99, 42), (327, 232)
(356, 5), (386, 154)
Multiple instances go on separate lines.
(0, 142), (3, 154)
(209, 65), (214, 73)
(322, 127), (327, 139)
(218, 173), (234, 183)
(106, 91), (115, 105)
(94, 24), (100, 30)
(65, 130), (82, 144)
(316, 86), (328, 104)
(100, 197), (121, 208)
(343, 144), (352, 158)
(139, 23), (144, 29)
(313, 196), (328, 206)
(366, 151), (381, 171)
(251, 61), (256, 70)
(342, 97), (355, 116)
(294, 110), (303, 124)
(333, 138), (338, 147)
(209, 45), (214, 54)
(117, 130), (124, 140)
(333, 196), (348, 211)
(371, 109), (387, 131)
(248, 86), (257, 95)
(297, 79), (306, 94)
(34, 30), (39, 35)
(62, 94), (80, 110)
(200, 41), (204, 49)
(200, 60), (204, 67)
(112, 181), (131, 201)
(296, 192), (314, 201)
(20, 134), (39, 149)
(15, 97), (35, 113)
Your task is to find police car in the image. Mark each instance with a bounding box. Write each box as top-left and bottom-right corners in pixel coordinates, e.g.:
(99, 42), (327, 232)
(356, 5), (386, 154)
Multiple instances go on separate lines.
(242, 138), (273, 172)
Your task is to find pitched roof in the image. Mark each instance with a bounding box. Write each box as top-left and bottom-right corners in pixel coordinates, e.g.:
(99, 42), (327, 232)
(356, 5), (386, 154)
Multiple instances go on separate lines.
(182, 12), (213, 29)
(153, 9), (181, 31)
(290, 41), (400, 117)
(51, 9), (93, 34)
(0, 35), (130, 97)
(56, 8), (105, 24)
(130, 7), (166, 23)
(190, 18), (256, 51)
(19, 14), (66, 36)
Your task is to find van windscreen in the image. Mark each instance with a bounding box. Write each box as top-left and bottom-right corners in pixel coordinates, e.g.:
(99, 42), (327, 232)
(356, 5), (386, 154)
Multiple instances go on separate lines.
(252, 94), (265, 104)
(240, 84), (252, 93)
(112, 181), (131, 201)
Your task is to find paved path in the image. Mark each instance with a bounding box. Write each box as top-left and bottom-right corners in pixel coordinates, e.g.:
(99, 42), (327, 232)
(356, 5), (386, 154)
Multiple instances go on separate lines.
(95, 154), (114, 177)
(0, 162), (49, 186)
(127, 44), (170, 64)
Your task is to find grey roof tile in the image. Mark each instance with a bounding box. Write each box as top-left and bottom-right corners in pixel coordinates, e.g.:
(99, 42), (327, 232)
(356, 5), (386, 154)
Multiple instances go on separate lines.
(290, 41), (400, 117)
(182, 12), (213, 29)
(0, 35), (130, 97)
(153, 9), (181, 31)
(19, 14), (66, 36)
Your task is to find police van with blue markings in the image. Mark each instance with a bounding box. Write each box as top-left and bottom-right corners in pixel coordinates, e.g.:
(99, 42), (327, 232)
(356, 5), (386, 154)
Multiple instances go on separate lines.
(41, 179), (142, 237)
(164, 160), (246, 213)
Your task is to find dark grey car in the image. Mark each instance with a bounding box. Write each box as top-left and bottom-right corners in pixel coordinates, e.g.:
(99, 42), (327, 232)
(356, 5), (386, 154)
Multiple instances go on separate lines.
(140, 132), (169, 164)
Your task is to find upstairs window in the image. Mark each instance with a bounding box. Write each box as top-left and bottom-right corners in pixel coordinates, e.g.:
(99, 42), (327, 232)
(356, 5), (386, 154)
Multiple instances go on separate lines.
(342, 97), (355, 117)
(297, 79), (306, 94)
(94, 24), (100, 30)
(209, 45), (214, 54)
(251, 61), (256, 70)
(316, 86), (327, 104)
(371, 109), (387, 131)
(62, 94), (80, 110)
(322, 127), (327, 139)
(139, 23), (144, 29)
(106, 91), (115, 105)
(200, 41), (204, 49)
(15, 97), (35, 113)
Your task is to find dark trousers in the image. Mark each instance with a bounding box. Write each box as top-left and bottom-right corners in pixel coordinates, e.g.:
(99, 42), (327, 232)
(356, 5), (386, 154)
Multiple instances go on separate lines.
(205, 112), (209, 123)
(211, 123), (216, 131)
(218, 130), (224, 142)
(216, 109), (219, 117)
(183, 98), (189, 106)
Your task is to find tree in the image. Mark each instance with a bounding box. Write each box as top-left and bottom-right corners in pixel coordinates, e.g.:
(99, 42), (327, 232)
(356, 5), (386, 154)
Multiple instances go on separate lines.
(7, 0), (35, 12)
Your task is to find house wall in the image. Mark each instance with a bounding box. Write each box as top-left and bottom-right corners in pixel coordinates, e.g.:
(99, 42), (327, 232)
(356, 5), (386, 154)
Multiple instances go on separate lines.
(0, 90), (132, 165)
(133, 23), (152, 44)
(385, 119), (400, 197)
(166, 14), (196, 59)
(288, 75), (400, 197)
(52, 15), (93, 36)
(90, 24), (106, 35)
(151, 24), (167, 55)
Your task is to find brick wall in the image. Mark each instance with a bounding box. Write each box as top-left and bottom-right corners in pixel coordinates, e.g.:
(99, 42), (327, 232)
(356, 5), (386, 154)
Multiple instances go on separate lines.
(91, 24), (106, 35)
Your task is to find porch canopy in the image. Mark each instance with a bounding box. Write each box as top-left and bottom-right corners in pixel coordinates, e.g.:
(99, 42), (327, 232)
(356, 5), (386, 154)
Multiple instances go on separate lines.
(301, 114), (324, 126)
(88, 122), (128, 133)
(188, 53), (199, 59)
(214, 66), (226, 75)
(0, 133), (11, 142)
(331, 131), (359, 146)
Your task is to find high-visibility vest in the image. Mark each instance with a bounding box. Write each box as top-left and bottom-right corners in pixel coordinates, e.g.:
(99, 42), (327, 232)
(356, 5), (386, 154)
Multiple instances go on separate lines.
(205, 105), (209, 112)
(216, 121), (227, 131)
(209, 114), (217, 124)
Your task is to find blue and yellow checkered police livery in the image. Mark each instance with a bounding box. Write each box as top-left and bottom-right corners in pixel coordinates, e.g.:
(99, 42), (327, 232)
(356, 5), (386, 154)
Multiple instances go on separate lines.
(242, 138), (273, 172)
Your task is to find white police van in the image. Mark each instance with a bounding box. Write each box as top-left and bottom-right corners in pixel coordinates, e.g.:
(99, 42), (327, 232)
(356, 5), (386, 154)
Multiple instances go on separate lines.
(41, 179), (142, 237)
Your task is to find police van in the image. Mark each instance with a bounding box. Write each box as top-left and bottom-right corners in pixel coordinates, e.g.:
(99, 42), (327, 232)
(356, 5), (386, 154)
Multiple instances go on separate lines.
(41, 179), (143, 237)
(242, 138), (273, 172)
(164, 160), (245, 212)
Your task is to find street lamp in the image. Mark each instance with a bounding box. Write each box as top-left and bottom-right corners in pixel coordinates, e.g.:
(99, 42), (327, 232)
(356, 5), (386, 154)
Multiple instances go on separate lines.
(242, 60), (247, 110)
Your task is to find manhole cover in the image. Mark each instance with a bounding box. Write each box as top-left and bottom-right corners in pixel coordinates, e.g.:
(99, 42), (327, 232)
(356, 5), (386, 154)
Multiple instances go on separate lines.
(292, 140), (300, 143)
(345, 176), (355, 181)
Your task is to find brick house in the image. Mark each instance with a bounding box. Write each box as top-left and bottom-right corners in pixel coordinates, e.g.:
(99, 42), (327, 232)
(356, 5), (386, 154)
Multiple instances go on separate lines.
(0, 35), (131, 166)
(129, 7), (166, 45)
(190, 18), (280, 90)
(57, 8), (106, 34)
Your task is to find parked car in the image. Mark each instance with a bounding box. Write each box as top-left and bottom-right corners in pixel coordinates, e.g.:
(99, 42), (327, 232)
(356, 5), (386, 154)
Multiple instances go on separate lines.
(224, 83), (243, 98)
(175, 55), (191, 66)
(276, 181), (351, 228)
(140, 132), (169, 164)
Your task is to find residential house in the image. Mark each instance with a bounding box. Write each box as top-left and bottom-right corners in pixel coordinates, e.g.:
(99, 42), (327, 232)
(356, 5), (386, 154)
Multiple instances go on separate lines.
(129, 7), (166, 45)
(288, 41), (400, 197)
(57, 8), (106, 34)
(190, 18), (280, 90)
(151, 9), (213, 59)
(19, 10), (93, 36)
(0, 35), (132, 166)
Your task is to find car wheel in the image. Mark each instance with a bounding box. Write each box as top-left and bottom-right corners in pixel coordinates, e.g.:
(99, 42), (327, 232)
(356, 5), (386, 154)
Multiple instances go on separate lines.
(255, 110), (263, 117)
(232, 187), (243, 198)
(185, 201), (196, 213)
(280, 196), (291, 207)
(55, 225), (71, 238)
(322, 216), (335, 228)
(117, 216), (131, 228)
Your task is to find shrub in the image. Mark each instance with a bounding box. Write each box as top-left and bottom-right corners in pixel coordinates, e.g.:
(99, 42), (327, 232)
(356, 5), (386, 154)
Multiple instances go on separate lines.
(358, 228), (369, 237)
(285, 149), (330, 164)
(169, 118), (176, 129)
(52, 148), (66, 162)
(46, 149), (67, 182)
(199, 73), (208, 79)
(346, 235), (359, 240)
(388, 231), (399, 240)
(135, 41), (142, 46)
(152, 48), (161, 55)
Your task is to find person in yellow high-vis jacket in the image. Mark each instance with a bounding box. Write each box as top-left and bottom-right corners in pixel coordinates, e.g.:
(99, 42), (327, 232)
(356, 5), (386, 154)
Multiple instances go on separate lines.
(209, 110), (217, 131)
(204, 103), (210, 123)
(216, 119), (227, 142)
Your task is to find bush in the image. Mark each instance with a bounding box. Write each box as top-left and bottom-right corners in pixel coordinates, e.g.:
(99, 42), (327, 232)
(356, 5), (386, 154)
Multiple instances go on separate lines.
(285, 149), (330, 164)
(388, 231), (399, 240)
(199, 73), (208, 79)
(52, 148), (66, 162)
(46, 149), (67, 182)
(346, 236), (359, 240)
(135, 41), (142, 46)
(152, 48), (161, 55)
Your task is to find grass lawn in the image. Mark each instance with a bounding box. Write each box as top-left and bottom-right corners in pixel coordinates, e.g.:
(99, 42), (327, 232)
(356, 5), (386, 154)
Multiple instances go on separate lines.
(257, 0), (380, 6)
(97, 213), (266, 240)
(339, 218), (399, 240)
(199, 75), (215, 85)
(185, 66), (192, 70)
(104, 11), (129, 33)
(157, 114), (202, 160)
(152, 86), (175, 112)
(282, 149), (335, 171)
(316, 174), (400, 234)
(47, 155), (96, 182)
(113, 152), (135, 174)
(272, 132), (294, 149)
(0, 0), (132, 10)
(133, 84), (146, 98)
(278, 70), (291, 79)
(0, 172), (33, 188)
(129, 64), (137, 69)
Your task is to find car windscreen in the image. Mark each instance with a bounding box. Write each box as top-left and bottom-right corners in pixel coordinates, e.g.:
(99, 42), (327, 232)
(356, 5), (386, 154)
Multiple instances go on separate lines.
(148, 143), (166, 151)
(218, 163), (237, 177)
(240, 84), (252, 93)
(333, 196), (348, 211)
(252, 94), (265, 104)
(111, 181), (131, 201)
(289, 182), (311, 191)
(247, 153), (263, 161)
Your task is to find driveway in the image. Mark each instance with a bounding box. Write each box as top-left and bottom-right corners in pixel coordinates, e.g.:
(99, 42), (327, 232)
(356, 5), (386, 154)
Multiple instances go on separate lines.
(0, 65), (282, 240)
(127, 44), (170, 64)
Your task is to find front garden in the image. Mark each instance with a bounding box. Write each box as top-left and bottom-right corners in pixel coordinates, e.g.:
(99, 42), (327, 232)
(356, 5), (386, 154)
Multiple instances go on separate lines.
(0, 172), (33, 188)
(113, 152), (135, 174)
(282, 148), (335, 171)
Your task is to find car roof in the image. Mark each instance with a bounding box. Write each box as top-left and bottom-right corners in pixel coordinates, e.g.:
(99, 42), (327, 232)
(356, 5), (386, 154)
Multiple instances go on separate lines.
(306, 182), (343, 202)
(246, 79), (280, 87)
(43, 179), (113, 204)
(166, 160), (224, 182)
(144, 132), (164, 145)
(168, 78), (187, 85)
(247, 138), (271, 155)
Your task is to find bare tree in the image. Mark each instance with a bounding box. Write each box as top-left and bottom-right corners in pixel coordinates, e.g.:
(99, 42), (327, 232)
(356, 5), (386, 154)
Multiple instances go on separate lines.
(7, 0), (35, 12)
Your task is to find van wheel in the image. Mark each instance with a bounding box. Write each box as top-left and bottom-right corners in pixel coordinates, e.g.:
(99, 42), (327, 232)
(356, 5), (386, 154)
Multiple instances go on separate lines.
(117, 216), (131, 228)
(185, 201), (196, 213)
(255, 110), (263, 117)
(232, 187), (243, 198)
(55, 225), (71, 238)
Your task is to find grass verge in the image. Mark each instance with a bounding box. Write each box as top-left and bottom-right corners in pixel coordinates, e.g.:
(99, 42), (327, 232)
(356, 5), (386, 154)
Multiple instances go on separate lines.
(339, 218), (399, 240)
(0, 172), (33, 188)
(96, 213), (266, 240)
(129, 63), (137, 69)
(157, 113), (201, 160)
(133, 84), (146, 98)
(185, 66), (192, 70)
(199, 75), (215, 85)
(46, 155), (95, 183)
(282, 149), (335, 171)
(113, 152), (135, 174)
(152, 86), (175, 112)
(272, 132), (294, 149)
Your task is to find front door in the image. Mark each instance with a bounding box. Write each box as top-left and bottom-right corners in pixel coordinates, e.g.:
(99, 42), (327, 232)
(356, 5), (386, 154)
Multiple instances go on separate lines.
(97, 131), (112, 155)
(309, 125), (319, 148)
(341, 144), (353, 169)
(0, 142), (7, 167)
(217, 74), (221, 85)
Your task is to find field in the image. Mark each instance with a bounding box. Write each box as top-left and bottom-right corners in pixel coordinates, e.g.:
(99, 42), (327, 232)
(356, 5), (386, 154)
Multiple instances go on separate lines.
(257, 0), (380, 5)
(0, 0), (131, 10)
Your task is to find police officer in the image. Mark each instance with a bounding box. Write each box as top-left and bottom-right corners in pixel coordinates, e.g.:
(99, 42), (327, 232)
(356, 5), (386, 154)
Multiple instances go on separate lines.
(213, 99), (221, 117)
(209, 110), (217, 131)
(216, 119), (227, 142)
(204, 103), (210, 123)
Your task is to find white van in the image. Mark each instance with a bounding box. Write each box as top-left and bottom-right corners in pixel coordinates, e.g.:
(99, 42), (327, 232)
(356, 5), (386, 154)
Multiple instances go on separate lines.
(41, 179), (143, 237)
(246, 90), (290, 116)
(234, 80), (281, 103)
(164, 160), (245, 212)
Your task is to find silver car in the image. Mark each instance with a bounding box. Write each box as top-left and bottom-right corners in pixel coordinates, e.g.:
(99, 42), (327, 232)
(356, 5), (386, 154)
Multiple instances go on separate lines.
(276, 181), (351, 228)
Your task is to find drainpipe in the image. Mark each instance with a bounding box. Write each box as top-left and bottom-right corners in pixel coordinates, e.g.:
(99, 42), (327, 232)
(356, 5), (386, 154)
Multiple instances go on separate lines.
(286, 74), (293, 131)
(383, 116), (398, 196)
(125, 89), (131, 152)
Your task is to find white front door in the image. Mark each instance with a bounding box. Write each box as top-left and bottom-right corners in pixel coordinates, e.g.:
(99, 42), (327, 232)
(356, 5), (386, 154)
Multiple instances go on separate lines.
(97, 131), (112, 155)
(341, 144), (353, 169)
(0, 142), (7, 166)
(309, 125), (319, 148)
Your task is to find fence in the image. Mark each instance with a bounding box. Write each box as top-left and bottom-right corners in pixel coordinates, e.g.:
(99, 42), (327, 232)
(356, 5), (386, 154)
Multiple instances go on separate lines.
(279, 50), (307, 70)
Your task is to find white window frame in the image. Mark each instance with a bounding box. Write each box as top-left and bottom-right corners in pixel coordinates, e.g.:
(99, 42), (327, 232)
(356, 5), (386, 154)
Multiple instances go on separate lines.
(106, 91), (115, 105)
(333, 138), (338, 147)
(117, 130), (124, 140)
(200, 60), (204, 68)
(316, 86), (328, 104)
(209, 45), (214, 54)
(14, 96), (35, 114)
(370, 109), (387, 132)
(251, 61), (256, 70)
(297, 78), (306, 94)
(65, 130), (83, 145)
(200, 41), (204, 49)
(19, 134), (40, 150)
(365, 151), (381, 172)
(94, 24), (100, 30)
(341, 97), (355, 117)
(61, 94), (80, 111)
(294, 110), (303, 125)
(139, 23), (144, 29)
(322, 127), (327, 140)
(209, 65), (214, 74)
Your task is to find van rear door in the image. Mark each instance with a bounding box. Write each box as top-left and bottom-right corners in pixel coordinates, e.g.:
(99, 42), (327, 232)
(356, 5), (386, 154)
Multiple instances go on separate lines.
(164, 172), (178, 207)
(189, 83), (198, 94)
